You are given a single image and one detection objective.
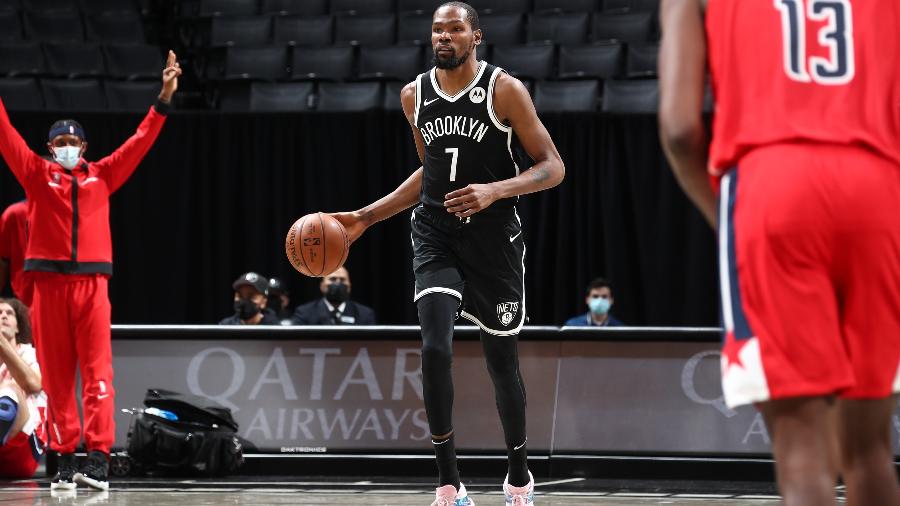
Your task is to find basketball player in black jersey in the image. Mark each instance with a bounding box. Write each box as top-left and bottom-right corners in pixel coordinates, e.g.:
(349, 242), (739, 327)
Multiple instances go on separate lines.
(333, 3), (564, 504)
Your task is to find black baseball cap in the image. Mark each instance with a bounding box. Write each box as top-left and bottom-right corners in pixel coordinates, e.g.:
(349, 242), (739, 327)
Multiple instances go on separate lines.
(232, 272), (269, 296)
(268, 277), (287, 295)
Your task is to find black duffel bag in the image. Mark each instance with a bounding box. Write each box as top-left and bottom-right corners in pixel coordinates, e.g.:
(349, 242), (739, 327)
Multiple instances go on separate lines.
(126, 389), (244, 476)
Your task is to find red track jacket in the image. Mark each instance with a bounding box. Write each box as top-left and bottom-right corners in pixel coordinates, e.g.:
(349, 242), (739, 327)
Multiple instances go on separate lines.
(0, 98), (168, 275)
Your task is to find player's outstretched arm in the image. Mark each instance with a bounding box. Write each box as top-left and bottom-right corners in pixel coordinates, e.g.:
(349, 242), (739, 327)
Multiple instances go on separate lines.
(0, 98), (44, 187)
(331, 81), (425, 244)
(658, 0), (716, 228)
(443, 74), (565, 218)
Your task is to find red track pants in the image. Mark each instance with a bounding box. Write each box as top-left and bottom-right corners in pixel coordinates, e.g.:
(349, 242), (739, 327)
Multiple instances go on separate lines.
(32, 273), (114, 454)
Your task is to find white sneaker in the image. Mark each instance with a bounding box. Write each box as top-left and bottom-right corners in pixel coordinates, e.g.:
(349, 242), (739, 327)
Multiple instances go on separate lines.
(503, 471), (535, 505)
(431, 483), (475, 506)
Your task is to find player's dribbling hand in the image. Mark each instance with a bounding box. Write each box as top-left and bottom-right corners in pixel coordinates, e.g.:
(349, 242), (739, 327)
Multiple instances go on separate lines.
(444, 184), (499, 218)
(329, 212), (368, 245)
(159, 50), (182, 103)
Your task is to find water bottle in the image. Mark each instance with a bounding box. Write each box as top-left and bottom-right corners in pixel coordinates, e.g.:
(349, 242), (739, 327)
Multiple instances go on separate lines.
(145, 407), (178, 421)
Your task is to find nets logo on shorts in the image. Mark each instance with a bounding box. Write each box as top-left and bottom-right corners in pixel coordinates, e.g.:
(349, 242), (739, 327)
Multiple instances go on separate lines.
(497, 301), (519, 327)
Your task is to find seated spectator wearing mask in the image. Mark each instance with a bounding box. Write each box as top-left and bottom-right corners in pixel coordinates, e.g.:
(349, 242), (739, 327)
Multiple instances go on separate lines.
(219, 272), (280, 325)
(291, 267), (375, 325)
(564, 277), (624, 327)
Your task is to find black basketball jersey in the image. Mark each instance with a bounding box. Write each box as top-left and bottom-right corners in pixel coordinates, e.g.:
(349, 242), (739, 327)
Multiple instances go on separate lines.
(414, 61), (521, 216)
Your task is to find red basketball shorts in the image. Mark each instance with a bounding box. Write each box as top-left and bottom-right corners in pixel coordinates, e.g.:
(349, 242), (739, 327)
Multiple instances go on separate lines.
(718, 143), (900, 408)
(0, 432), (39, 478)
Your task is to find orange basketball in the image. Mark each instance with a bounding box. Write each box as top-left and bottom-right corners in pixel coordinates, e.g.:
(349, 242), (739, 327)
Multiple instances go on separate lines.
(285, 212), (349, 277)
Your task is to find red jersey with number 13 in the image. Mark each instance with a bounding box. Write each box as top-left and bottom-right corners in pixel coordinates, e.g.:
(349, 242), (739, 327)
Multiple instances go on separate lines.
(705, 0), (900, 176)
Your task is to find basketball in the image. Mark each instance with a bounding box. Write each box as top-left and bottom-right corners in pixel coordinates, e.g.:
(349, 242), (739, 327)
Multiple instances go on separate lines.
(285, 212), (349, 277)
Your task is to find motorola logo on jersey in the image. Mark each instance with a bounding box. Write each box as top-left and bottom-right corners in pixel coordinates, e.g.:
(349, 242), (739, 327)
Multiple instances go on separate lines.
(419, 116), (489, 146)
(496, 301), (519, 327)
(469, 87), (486, 104)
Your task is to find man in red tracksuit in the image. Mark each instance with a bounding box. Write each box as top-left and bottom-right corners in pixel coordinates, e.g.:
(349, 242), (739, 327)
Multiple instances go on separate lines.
(0, 200), (32, 306)
(0, 51), (181, 491)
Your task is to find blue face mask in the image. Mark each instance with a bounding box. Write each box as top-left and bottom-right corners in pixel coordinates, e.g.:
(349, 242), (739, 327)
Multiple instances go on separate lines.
(588, 296), (611, 315)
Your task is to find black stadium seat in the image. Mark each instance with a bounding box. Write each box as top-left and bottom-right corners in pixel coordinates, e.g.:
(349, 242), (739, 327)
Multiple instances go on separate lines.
(79, 0), (139, 14)
(358, 46), (424, 81)
(334, 14), (395, 46)
(85, 11), (146, 43)
(558, 43), (623, 80)
(223, 46), (288, 80)
(527, 13), (589, 45)
(470, 0), (530, 15)
(41, 78), (106, 110)
(591, 11), (655, 43)
(600, 0), (631, 10)
(534, 80), (599, 112)
(492, 44), (555, 80)
(0, 0), (21, 13)
(316, 82), (382, 111)
(626, 43), (658, 77)
(478, 13), (524, 46)
(601, 78), (658, 113)
(396, 12), (432, 46)
(249, 82), (313, 111)
(397, 0), (435, 15)
(196, 0), (259, 17)
(208, 16), (272, 47)
(24, 0), (77, 13)
(0, 42), (46, 76)
(44, 43), (106, 78)
(0, 11), (22, 42)
(104, 44), (162, 80)
(273, 15), (332, 46)
(534, 0), (599, 13)
(383, 80), (404, 111)
(104, 80), (159, 111)
(260, 0), (326, 16)
(291, 46), (354, 81)
(0, 78), (44, 110)
(330, 0), (394, 15)
(23, 11), (84, 42)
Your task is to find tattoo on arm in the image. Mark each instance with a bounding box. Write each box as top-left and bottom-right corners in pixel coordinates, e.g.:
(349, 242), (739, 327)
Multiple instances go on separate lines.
(530, 166), (550, 184)
(360, 209), (376, 225)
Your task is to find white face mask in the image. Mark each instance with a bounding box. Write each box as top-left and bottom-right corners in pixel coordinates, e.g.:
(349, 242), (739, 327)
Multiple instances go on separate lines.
(52, 146), (81, 170)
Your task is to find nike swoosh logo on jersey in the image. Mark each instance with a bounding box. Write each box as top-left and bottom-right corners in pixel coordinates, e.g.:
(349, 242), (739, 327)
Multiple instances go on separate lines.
(509, 231), (522, 242)
(423, 97), (440, 106)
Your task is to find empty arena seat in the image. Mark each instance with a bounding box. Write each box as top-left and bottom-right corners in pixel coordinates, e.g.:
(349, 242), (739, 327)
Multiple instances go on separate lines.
(104, 80), (159, 111)
(44, 43), (106, 78)
(23, 11), (84, 42)
(330, 0), (394, 15)
(397, 0), (435, 15)
(0, 11), (22, 42)
(358, 46), (424, 81)
(601, 0), (657, 10)
(104, 44), (163, 80)
(0, 0), (21, 13)
(260, 0), (326, 16)
(478, 13), (524, 46)
(534, 80), (599, 112)
(0, 42), (46, 76)
(79, 0), (139, 14)
(626, 43), (658, 77)
(316, 82), (382, 111)
(195, 0), (259, 17)
(558, 43), (623, 79)
(291, 46), (354, 81)
(631, 0), (659, 11)
(601, 78), (658, 113)
(591, 11), (655, 43)
(527, 13), (589, 45)
(533, 0), (599, 13)
(383, 80), (404, 111)
(223, 46), (288, 80)
(471, 0), (530, 15)
(273, 15), (332, 46)
(24, 0), (77, 13)
(85, 11), (146, 43)
(0, 78), (44, 109)
(396, 12), (432, 45)
(41, 78), (106, 110)
(492, 44), (554, 80)
(208, 16), (272, 47)
(335, 14), (395, 46)
(249, 81), (313, 110)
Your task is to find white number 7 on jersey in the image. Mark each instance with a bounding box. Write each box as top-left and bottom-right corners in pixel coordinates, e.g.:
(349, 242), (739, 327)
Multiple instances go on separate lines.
(444, 147), (459, 182)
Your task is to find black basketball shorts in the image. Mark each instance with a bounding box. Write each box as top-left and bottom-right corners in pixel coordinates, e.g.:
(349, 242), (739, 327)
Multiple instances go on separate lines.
(410, 204), (526, 336)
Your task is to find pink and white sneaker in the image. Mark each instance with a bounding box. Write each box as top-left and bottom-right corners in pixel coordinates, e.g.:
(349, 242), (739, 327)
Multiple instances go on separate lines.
(431, 483), (475, 506)
(503, 471), (535, 505)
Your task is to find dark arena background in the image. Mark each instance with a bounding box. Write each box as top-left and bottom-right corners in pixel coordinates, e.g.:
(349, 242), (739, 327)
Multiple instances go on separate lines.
(0, 0), (895, 505)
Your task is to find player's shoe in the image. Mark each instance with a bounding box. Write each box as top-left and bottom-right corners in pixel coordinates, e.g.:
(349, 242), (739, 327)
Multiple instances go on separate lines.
(50, 453), (77, 490)
(74, 450), (110, 490)
(503, 471), (535, 505)
(430, 483), (475, 506)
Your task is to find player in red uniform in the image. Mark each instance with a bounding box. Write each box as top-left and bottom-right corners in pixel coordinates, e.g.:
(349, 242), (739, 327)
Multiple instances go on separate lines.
(0, 51), (181, 490)
(660, 0), (900, 504)
(0, 201), (33, 306)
